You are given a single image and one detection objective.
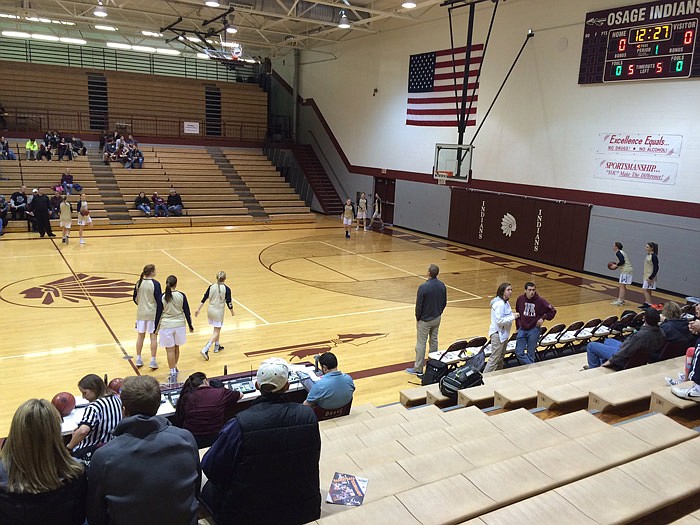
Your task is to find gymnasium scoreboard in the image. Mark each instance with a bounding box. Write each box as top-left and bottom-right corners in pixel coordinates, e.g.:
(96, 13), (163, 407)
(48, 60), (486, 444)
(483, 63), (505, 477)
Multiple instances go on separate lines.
(579, 0), (700, 83)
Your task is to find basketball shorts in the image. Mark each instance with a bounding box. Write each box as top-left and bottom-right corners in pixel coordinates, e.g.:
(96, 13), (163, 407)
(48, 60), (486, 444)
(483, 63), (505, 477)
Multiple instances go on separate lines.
(642, 279), (657, 290)
(357, 211), (367, 219)
(59, 221), (72, 229)
(372, 209), (380, 218)
(343, 218), (353, 226)
(135, 319), (156, 334)
(619, 273), (633, 285)
(208, 318), (223, 328)
(159, 326), (187, 347)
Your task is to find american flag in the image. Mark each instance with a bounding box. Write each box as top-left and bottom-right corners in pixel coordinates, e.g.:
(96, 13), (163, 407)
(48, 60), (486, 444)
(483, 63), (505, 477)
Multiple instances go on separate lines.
(406, 44), (483, 127)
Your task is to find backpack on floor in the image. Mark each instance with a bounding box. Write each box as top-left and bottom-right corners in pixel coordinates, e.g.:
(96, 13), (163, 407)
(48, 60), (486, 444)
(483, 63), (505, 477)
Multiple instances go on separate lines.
(439, 365), (484, 399)
(421, 358), (451, 386)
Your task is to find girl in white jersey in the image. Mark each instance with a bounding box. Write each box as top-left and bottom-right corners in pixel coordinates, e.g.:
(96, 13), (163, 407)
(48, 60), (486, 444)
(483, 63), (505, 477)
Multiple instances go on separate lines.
(76, 193), (92, 245)
(195, 271), (234, 361)
(133, 264), (163, 369)
(356, 192), (368, 231)
(159, 274), (194, 384)
(58, 194), (72, 244)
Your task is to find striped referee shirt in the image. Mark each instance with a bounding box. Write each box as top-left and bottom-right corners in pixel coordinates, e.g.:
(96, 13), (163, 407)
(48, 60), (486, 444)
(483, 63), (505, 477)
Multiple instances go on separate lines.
(75, 395), (123, 452)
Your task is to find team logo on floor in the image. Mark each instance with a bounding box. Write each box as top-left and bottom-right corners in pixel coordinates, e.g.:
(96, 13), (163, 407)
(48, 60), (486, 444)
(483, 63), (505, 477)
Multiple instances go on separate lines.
(0, 273), (135, 308)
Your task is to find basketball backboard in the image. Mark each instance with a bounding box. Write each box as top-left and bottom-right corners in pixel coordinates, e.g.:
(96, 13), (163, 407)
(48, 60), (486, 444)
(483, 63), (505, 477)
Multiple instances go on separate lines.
(433, 143), (473, 183)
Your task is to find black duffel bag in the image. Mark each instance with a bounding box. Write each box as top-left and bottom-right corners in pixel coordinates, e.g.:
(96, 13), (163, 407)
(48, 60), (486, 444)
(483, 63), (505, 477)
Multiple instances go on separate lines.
(439, 365), (484, 399)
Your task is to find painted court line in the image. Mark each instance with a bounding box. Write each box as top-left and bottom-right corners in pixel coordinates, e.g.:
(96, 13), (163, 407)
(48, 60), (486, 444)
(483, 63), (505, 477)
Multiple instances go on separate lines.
(160, 249), (270, 325)
(264, 297), (479, 327)
(319, 240), (482, 299)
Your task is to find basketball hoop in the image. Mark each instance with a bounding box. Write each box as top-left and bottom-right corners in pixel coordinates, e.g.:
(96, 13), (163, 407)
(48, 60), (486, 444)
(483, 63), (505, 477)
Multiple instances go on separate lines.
(435, 170), (452, 185)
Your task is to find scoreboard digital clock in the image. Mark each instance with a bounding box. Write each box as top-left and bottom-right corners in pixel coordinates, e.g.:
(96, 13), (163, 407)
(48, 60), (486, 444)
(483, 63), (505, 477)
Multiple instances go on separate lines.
(579, 0), (700, 84)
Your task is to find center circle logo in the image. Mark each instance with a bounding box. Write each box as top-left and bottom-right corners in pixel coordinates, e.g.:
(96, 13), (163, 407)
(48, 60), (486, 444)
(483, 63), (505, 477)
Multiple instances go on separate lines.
(0, 272), (137, 308)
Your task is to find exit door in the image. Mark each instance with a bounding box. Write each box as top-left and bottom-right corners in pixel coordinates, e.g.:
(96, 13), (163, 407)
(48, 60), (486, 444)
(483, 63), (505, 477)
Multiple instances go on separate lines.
(374, 177), (395, 225)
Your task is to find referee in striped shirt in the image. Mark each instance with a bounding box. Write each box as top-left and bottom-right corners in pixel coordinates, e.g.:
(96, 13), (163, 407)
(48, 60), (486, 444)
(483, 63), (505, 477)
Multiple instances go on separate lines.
(67, 374), (122, 463)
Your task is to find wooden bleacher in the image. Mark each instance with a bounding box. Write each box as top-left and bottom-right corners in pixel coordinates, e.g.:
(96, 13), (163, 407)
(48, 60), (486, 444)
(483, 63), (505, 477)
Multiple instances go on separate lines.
(222, 148), (315, 222)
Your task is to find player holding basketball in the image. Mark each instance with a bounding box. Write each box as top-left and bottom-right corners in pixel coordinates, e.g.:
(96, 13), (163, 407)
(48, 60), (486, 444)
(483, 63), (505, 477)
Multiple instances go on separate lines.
(76, 192), (91, 245)
(159, 275), (194, 384)
(133, 264), (163, 369)
(610, 241), (633, 306)
(195, 271), (234, 360)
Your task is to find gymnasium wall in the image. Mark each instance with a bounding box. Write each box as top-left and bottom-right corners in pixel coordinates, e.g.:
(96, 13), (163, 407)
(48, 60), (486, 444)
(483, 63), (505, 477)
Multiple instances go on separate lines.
(585, 207), (700, 297)
(280, 0), (699, 295)
(394, 181), (451, 238)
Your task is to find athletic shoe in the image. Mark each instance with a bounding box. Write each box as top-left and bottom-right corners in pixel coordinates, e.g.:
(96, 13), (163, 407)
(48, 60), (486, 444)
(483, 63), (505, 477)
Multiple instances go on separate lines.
(671, 384), (700, 402)
(201, 347), (209, 361)
(169, 371), (178, 384)
(355, 226), (359, 230)
(149, 358), (158, 369)
(405, 367), (423, 375)
(215, 345), (224, 353)
(135, 356), (143, 367)
(80, 239), (85, 244)
(345, 232), (350, 239)
(364, 228), (368, 232)
(610, 299), (625, 306)
(665, 376), (682, 386)
(61, 236), (66, 244)
(65, 236), (69, 244)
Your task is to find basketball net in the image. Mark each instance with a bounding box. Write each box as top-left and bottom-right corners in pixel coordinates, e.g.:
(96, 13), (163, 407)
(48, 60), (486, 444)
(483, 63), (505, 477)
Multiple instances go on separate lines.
(436, 170), (452, 185)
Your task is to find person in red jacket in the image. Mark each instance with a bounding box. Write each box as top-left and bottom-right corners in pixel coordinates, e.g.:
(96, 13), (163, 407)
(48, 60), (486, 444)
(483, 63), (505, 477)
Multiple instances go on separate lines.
(514, 282), (557, 364)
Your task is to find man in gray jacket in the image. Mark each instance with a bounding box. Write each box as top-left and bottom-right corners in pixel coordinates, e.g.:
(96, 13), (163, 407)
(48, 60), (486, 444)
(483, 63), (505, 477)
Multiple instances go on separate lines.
(87, 376), (201, 525)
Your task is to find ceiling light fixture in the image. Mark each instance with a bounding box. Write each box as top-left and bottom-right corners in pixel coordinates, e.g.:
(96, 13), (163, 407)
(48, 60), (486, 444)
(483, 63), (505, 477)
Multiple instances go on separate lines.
(401, 1), (417, 8)
(106, 42), (131, 49)
(156, 48), (180, 55)
(226, 26), (237, 34)
(94, 2), (107, 17)
(95, 25), (117, 31)
(2, 31), (31, 38)
(205, 1), (220, 6)
(338, 11), (350, 29)
(132, 45), (156, 53)
(141, 30), (163, 37)
(196, 52), (210, 59)
(31, 33), (60, 41)
(60, 37), (87, 45)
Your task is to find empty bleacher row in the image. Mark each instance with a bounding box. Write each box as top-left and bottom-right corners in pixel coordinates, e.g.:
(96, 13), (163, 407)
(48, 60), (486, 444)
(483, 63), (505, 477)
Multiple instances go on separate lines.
(0, 143), (316, 230)
(302, 400), (700, 524)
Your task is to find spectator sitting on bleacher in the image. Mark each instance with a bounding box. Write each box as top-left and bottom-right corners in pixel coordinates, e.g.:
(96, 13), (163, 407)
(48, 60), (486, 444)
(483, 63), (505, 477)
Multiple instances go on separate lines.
(10, 186), (27, 220)
(37, 142), (52, 162)
(585, 308), (665, 370)
(659, 301), (695, 347)
(45, 130), (60, 149)
(303, 352), (355, 410)
(174, 372), (241, 448)
(87, 376), (201, 525)
(134, 192), (152, 217)
(167, 189), (184, 216)
(0, 136), (16, 160)
(125, 145), (144, 169)
(103, 140), (116, 165)
(665, 303), (700, 387)
(671, 314), (700, 401)
(201, 358), (321, 525)
(152, 192), (168, 217)
(0, 195), (8, 236)
(50, 191), (62, 220)
(25, 139), (38, 160)
(61, 169), (75, 195)
(57, 137), (73, 161)
(0, 399), (87, 525)
(71, 136), (86, 156)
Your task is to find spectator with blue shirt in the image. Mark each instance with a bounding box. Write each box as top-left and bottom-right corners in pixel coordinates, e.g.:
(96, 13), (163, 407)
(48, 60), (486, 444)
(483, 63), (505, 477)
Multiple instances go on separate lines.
(303, 352), (355, 410)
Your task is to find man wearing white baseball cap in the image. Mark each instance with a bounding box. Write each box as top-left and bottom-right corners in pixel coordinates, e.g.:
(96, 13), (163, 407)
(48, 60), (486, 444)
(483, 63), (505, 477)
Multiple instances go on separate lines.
(201, 358), (321, 525)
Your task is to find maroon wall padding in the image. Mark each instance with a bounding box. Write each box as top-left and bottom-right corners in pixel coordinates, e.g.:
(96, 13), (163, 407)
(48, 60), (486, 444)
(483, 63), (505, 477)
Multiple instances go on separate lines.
(448, 189), (591, 271)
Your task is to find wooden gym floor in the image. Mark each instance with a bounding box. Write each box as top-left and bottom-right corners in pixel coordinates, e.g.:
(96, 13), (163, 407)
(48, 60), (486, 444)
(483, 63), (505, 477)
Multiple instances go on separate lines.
(0, 215), (679, 435)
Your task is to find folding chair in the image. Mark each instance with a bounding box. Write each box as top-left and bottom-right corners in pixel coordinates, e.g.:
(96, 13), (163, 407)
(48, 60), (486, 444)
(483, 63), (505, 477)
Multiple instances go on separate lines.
(536, 323), (566, 361)
(556, 320), (585, 355)
(313, 399), (353, 421)
(573, 318), (603, 348)
(591, 315), (618, 341)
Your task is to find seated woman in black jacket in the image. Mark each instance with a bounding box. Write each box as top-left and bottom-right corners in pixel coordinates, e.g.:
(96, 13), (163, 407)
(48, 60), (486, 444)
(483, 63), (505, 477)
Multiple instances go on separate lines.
(0, 398), (87, 525)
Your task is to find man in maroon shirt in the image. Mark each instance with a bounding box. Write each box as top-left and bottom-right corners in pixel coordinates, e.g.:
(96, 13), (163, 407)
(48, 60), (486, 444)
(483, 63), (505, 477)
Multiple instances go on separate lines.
(514, 282), (557, 365)
(174, 372), (241, 448)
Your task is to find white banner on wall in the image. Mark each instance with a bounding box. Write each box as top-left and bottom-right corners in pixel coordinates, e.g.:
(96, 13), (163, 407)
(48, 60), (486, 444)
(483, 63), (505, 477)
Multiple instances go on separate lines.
(597, 133), (683, 157)
(595, 158), (678, 185)
(183, 121), (200, 134)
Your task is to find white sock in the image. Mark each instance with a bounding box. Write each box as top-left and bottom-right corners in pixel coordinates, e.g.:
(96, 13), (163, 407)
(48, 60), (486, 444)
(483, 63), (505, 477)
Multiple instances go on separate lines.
(203, 341), (212, 352)
(214, 342), (220, 350)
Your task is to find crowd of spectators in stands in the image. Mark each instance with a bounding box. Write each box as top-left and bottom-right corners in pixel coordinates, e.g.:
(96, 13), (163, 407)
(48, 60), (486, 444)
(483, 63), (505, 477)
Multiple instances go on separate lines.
(134, 189), (185, 217)
(0, 356), (330, 525)
(102, 132), (143, 168)
(1, 131), (88, 162)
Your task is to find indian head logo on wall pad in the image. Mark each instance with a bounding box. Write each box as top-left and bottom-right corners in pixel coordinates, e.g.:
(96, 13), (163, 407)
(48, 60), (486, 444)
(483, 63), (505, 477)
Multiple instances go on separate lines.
(500, 213), (517, 237)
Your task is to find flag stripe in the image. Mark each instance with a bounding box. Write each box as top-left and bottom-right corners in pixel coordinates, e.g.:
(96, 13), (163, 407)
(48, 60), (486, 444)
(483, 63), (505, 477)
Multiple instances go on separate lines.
(406, 44), (482, 128)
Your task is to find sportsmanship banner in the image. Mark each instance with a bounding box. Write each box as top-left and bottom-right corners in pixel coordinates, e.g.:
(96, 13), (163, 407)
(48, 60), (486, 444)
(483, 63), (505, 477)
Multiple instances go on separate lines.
(595, 158), (678, 184)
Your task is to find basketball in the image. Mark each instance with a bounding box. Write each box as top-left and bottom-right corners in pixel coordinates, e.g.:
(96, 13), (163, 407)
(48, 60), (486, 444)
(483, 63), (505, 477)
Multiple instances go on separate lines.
(108, 377), (124, 394)
(607, 261), (617, 270)
(80, 209), (89, 216)
(51, 392), (76, 417)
